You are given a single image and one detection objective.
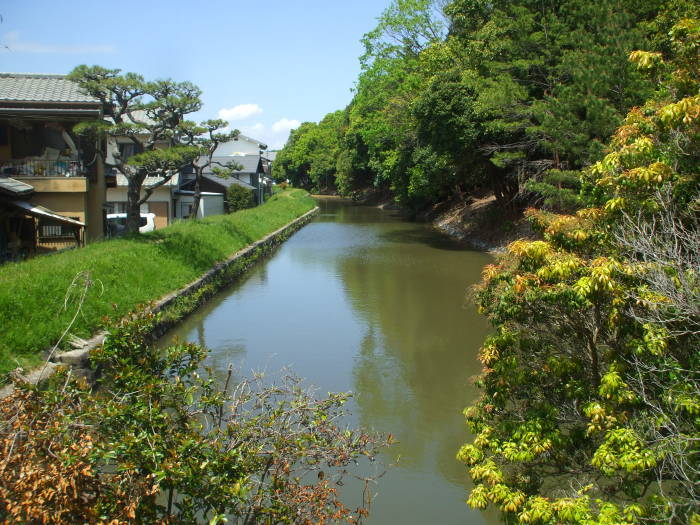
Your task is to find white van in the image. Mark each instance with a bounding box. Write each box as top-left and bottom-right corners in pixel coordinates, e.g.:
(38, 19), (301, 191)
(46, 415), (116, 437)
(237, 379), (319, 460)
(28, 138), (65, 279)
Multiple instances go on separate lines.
(106, 212), (156, 237)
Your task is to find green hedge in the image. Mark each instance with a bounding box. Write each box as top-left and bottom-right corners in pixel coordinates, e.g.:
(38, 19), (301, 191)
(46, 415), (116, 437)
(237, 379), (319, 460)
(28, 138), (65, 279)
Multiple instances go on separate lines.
(227, 183), (256, 212)
(0, 189), (315, 378)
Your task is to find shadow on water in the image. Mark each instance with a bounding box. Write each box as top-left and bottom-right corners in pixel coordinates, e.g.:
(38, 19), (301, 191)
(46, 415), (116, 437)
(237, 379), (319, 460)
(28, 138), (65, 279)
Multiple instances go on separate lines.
(377, 226), (472, 251)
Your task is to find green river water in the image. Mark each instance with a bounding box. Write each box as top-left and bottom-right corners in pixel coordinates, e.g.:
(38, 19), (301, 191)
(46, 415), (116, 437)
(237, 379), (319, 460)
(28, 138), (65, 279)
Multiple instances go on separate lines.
(160, 197), (499, 524)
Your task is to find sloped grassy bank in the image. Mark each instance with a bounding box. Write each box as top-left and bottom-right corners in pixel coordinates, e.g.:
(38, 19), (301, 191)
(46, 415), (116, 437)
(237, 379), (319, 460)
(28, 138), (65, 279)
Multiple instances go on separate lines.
(0, 189), (316, 379)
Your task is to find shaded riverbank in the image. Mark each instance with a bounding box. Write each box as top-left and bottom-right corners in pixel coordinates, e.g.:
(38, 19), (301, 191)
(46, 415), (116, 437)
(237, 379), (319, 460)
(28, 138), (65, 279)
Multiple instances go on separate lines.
(321, 189), (536, 253)
(432, 194), (536, 253)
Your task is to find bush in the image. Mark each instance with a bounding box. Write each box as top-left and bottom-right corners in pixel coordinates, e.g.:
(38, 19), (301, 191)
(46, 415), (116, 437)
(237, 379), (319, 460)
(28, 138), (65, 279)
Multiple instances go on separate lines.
(227, 184), (255, 212)
(0, 309), (389, 523)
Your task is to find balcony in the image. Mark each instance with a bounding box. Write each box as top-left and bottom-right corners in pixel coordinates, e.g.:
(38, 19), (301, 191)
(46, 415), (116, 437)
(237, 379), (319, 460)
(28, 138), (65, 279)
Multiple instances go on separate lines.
(0, 159), (86, 178)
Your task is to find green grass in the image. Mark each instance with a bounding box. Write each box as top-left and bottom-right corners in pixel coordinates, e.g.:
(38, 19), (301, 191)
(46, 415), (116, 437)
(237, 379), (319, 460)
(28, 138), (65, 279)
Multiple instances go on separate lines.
(0, 189), (316, 377)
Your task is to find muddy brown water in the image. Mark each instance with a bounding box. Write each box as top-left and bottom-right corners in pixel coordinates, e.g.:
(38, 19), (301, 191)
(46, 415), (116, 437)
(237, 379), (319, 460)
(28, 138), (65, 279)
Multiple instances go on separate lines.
(160, 197), (499, 524)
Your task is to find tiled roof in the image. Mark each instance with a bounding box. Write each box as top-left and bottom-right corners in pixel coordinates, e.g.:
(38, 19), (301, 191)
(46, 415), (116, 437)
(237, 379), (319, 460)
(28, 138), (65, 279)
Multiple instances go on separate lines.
(202, 173), (255, 191)
(234, 134), (268, 150)
(262, 151), (277, 162)
(0, 73), (99, 104)
(206, 154), (262, 175)
(10, 200), (84, 226)
(0, 176), (34, 197)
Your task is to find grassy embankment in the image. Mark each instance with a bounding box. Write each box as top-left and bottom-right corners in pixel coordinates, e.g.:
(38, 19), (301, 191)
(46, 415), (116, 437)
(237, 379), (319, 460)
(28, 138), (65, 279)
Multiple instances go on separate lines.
(0, 189), (316, 378)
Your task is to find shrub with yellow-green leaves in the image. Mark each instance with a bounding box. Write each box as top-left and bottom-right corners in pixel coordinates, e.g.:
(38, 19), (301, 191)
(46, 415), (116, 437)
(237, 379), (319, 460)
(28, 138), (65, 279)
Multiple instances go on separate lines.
(461, 19), (700, 525)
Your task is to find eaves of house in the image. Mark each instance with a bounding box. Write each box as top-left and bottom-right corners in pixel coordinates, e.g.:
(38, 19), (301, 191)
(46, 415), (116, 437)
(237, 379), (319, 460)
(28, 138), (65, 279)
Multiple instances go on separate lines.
(0, 73), (105, 118)
(0, 176), (34, 198)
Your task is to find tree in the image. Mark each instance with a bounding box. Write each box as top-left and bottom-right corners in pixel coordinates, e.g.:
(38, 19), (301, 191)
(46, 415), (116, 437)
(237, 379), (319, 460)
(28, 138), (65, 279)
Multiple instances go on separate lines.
(272, 112), (345, 192)
(411, 68), (485, 203)
(69, 65), (201, 233)
(459, 19), (700, 524)
(272, 122), (316, 188)
(178, 119), (240, 219)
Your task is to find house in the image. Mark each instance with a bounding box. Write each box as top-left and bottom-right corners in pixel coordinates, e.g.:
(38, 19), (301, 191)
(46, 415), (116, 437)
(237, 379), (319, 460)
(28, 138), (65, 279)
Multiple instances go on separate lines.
(175, 135), (272, 218)
(174, 159), (254, 219)
(206, 134), (271, 201)
(0, 176), (84, 261)
(262, 150), (277, 168)
(172, 186), (226, 219)
(0, 73), (107, 256)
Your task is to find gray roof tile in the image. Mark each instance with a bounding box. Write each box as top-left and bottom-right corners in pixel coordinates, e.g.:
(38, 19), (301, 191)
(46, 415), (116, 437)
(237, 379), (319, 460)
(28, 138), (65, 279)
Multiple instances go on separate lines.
(0, 176), (34, 197)
(206, 154), (261, 175)
(0, 73), (99, 104)
(202, 173), (255, 191)
(115, 172), (180, 188)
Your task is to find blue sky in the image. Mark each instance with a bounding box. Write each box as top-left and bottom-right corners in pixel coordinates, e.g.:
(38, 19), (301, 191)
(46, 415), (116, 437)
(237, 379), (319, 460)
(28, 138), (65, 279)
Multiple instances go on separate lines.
(1, 1), (392, 149)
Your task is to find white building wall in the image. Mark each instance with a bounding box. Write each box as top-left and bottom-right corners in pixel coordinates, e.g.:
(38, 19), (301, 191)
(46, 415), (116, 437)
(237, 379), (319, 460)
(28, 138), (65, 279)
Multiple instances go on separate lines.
(201, 194), (225, 216)
(214, 136), (265, 157)
(174, 193), (225, 219)
(106, 187), (172, 209)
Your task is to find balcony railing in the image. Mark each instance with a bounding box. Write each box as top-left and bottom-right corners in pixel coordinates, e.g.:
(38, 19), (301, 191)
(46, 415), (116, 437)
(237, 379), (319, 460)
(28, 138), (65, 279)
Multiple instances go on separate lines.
(0, 159), (86, 178)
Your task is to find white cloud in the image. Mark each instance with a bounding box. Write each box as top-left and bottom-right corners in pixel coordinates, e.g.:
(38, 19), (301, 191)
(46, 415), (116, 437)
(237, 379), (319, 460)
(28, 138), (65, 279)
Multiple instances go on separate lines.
(234, 118), (301, 150)
(1, 31), (115, 54)
(272, 118), (301, 133)
(217, 103), (263, 121)
(246, 123), (265, 134)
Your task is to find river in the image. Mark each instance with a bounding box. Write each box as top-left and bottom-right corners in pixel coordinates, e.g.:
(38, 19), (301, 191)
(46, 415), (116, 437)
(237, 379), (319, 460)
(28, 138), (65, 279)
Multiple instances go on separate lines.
(160, 197), (497, 524)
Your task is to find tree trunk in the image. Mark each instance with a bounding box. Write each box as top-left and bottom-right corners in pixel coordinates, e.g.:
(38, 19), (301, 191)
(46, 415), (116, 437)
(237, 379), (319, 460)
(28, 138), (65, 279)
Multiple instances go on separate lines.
(486, 162), (518, 212)
(126, 173), (145, 234)
(190, 170), (202, 220)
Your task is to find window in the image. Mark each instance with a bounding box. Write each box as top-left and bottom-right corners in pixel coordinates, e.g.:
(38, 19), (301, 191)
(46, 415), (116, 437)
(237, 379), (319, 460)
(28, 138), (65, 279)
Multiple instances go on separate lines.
(107, 202), (128, 214)
(40, 218), (79, 238)
(42, 224), (63, 237)
(119, 143), (136, 161)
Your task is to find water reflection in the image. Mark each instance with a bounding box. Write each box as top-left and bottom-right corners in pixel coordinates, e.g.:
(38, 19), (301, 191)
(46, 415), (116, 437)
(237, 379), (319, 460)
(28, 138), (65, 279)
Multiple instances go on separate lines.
(160, 197), (496, 525)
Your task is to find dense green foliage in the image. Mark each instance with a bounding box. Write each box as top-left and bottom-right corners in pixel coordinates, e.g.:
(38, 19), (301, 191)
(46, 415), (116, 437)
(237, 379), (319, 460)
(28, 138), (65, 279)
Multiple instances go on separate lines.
(274, 0), (699, 213)
(226, 183), (256, 212)
(273, 111), (345, 192)
(1, 308), (388, 523)
(0, 190), (315, 379)
(460, 19), (700, 524)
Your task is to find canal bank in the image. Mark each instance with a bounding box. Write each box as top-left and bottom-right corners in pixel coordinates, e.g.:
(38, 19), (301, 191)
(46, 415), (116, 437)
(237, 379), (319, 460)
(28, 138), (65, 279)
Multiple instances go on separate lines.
(345, 188), (536, 253)
(432, 195), (536, 253)
(159, 197), (498, 525)
(0, 189), (317, 394)
(43, 206), (319, 387)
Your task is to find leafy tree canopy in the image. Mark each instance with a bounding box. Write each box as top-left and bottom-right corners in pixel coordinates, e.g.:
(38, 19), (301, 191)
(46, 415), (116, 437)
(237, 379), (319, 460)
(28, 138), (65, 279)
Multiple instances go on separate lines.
(460, 19), (700, 524)
(69, 65), (204, 233)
